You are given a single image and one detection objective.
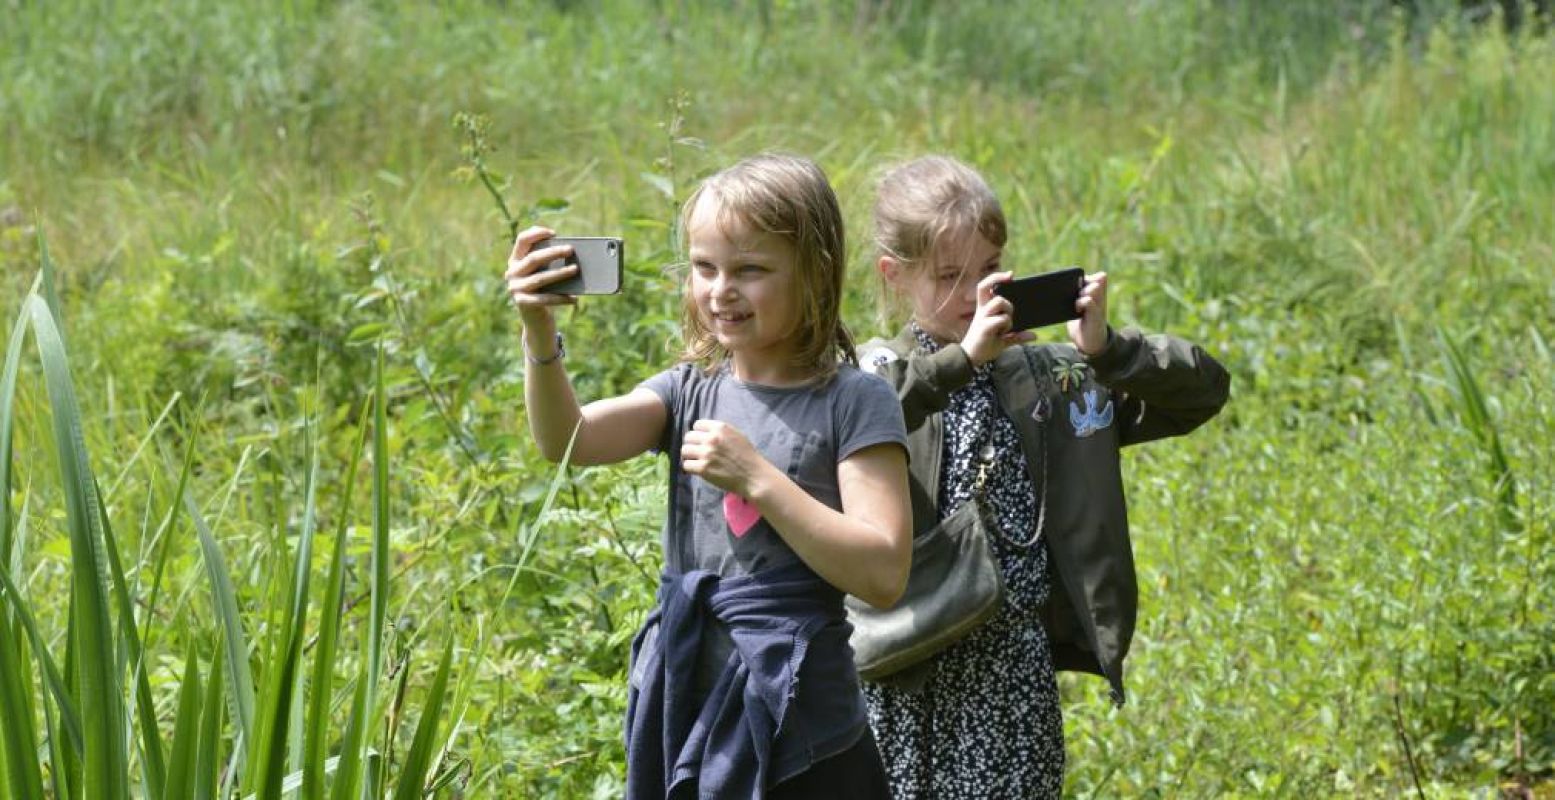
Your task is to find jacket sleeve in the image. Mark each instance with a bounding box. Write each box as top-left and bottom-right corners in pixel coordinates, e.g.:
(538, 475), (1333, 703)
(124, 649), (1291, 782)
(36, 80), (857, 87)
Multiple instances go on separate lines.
(862, 340), (976, 432)
(1082, 326), (1230, 446)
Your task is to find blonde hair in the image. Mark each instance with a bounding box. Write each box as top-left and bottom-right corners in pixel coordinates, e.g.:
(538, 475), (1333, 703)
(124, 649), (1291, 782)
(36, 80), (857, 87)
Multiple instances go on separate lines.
(872, 156), (1008, 317)
(677, 153), (856, 379)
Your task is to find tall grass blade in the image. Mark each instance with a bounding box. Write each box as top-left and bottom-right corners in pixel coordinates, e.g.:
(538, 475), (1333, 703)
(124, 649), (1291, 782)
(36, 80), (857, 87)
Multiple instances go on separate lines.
(144, 432), (200, 655)
(304, 405), (371, 799)
(194, 643), (225, 800)
(183, 485), (258, 752)
(1437, 326), (1521, 532)
(390, 637), (454, 800)
(0, 564), (85, 754)
(0, 278), (43, 800)
(516, 420), (582, 575)
(25, 293), (129, 800)
(249, 417), (319, 800)
(328, 670), (370, 800)
(285, 413), (322, 761)
(45, 700), (71, 800)
(96, 486), (166, 797)
(63, 603), (81, 800)
(166, 637), (205, 800)
(37, 229), (64, 337)
(1, 278), (34, 565)
(369, 344), (389, 696)
(365, 343), (391, 794)
(0, 607), (45, 800)
(455, 423), (580, 774)
(1393, 317), (1438, 426)
(251, 626), (303, 800)
(103, 390), (181, 503)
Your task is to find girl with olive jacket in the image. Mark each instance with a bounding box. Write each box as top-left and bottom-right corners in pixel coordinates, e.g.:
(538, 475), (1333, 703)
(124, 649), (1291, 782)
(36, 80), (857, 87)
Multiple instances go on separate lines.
(858, 155), (1231, 799)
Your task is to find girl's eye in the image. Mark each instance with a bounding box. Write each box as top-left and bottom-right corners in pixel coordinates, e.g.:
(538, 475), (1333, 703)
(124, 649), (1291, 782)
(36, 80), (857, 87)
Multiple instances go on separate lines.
(740, 264), (766, 274)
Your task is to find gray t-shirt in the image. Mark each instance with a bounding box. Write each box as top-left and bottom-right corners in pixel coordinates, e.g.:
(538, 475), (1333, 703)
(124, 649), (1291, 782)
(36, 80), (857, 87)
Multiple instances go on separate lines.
(637, 361), (909, 773)
(638, 362), (909, 577)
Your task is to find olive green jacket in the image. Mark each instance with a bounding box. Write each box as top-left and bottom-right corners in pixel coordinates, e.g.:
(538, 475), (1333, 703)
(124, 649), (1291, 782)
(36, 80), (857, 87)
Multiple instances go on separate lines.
(859, 325), (1230, 704)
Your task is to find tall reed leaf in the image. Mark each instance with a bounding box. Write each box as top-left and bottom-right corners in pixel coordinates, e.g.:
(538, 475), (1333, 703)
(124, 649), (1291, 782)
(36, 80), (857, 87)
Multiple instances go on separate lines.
(25, 292), (130, 800)
(247, 416), (321, 800)
(516, 420), (581, 575)
(328, 666), (370, 800)
(183, 486), (258, 752)
(166, 637), (205, 800)
(0, 279), (44, 800)
(1437, 327), (1521, 532)
(0, 605), (45, 799)
(96, 490), (166, 797)
(194, 643), (225, 800)
(331, 352), (391, 800)
(0, 563), (85, 757)
(0, 275), (35, 565)
(303, 403), (371, 799)
(390, 638), (454, 800)
(366, 343), (391, 793)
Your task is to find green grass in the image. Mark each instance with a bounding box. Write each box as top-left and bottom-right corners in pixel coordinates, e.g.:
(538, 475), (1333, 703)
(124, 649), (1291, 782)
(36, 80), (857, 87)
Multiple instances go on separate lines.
(1, 0), (1552, 796)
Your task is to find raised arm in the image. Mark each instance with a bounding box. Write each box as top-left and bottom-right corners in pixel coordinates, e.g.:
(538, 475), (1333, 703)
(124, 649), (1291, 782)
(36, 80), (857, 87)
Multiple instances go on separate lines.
(509, 226), (666, 465)
(866, 271), (1030, 431)
(1067, 271), (1230, 444)
(1085, 326), (1231, 446)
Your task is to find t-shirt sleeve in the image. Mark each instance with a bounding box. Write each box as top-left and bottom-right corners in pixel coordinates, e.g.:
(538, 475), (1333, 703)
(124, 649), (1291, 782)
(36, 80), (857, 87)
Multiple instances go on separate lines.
(635, 365), (683, 455)
(834, 369), (909, 462)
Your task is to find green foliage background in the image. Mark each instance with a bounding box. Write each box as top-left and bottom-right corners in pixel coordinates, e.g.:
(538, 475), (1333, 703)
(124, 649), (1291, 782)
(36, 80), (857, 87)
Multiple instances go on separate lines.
(1, 0), (1552, 796)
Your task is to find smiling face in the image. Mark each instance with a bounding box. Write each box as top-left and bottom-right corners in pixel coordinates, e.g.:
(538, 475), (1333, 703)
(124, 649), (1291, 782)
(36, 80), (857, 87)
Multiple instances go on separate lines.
(686, 193), (803, 382)
(886, 228), (1003, 345)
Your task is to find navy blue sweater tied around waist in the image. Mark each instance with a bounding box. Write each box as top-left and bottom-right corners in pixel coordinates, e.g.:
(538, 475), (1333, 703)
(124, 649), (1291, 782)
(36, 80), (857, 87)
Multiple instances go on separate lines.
(625, 562), (867, 800)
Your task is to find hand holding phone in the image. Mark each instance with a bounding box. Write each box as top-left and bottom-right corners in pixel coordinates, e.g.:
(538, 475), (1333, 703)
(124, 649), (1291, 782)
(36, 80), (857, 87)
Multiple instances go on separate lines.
(528, 236), (624, 295)
(992, 267), (1085, 330)
(1069, 271), (1109, 356)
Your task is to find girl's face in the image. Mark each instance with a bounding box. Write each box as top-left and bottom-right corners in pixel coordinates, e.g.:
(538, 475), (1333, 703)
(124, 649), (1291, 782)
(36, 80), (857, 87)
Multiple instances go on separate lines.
(687, 195), (803, 382)
(886, 230), (1003, 344)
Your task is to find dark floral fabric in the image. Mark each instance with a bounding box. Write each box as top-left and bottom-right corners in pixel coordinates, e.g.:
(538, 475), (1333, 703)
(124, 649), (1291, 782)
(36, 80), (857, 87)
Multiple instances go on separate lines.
(862, 325), (1064, 799)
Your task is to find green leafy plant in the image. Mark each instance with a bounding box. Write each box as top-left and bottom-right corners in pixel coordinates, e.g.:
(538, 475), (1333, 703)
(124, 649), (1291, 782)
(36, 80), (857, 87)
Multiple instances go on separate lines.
(0, 239), (470, 798)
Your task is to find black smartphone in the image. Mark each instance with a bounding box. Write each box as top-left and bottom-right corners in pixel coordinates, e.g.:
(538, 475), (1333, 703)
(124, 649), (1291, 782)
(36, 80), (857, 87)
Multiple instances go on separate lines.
(993, 267), (1086, 330)
(530, 237), (623, 295)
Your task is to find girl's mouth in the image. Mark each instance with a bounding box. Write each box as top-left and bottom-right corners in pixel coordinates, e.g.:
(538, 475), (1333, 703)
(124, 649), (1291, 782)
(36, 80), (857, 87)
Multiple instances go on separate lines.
(713, 311), (752, 324)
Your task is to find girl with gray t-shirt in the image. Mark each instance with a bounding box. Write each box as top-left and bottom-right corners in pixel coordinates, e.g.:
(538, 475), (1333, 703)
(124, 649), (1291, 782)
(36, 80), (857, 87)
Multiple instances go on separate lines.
(505, 153), (912, 799)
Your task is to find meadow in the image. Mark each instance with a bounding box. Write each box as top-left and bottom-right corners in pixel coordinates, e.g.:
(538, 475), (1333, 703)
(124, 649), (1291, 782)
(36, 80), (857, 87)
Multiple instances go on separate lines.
(1, 0), (1552, 796)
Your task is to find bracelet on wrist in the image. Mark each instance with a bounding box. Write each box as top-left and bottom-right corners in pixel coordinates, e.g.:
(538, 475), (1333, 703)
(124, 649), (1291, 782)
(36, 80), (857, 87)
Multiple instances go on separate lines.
(524, 332), (566, 365)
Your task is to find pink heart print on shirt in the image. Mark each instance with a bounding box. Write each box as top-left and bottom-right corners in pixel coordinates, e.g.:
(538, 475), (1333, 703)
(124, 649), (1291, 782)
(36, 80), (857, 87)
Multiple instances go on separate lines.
(722, 493), (761, 538)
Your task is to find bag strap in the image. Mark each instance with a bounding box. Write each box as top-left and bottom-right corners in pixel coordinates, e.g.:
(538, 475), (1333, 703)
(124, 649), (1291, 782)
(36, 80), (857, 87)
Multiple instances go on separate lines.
(996, 346), (1049, 549)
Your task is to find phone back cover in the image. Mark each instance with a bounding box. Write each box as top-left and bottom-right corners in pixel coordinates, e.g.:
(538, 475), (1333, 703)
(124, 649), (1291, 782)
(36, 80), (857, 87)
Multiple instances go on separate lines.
(537, 238), (623, 295)
(998, 268), (1083, 329)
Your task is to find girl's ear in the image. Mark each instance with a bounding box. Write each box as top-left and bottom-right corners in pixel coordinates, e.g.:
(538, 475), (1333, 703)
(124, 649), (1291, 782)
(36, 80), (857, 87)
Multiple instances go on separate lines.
(878, 256), (904, 287)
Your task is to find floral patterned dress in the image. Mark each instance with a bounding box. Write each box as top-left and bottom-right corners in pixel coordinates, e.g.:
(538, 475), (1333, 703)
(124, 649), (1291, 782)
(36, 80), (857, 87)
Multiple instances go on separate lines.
(862, 326), (1065, 799)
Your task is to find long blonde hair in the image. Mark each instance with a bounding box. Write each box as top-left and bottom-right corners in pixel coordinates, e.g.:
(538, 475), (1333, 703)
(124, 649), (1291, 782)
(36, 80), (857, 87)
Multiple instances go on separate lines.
(677, 153), (856, 379)
(872, 155), (1008, 320)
